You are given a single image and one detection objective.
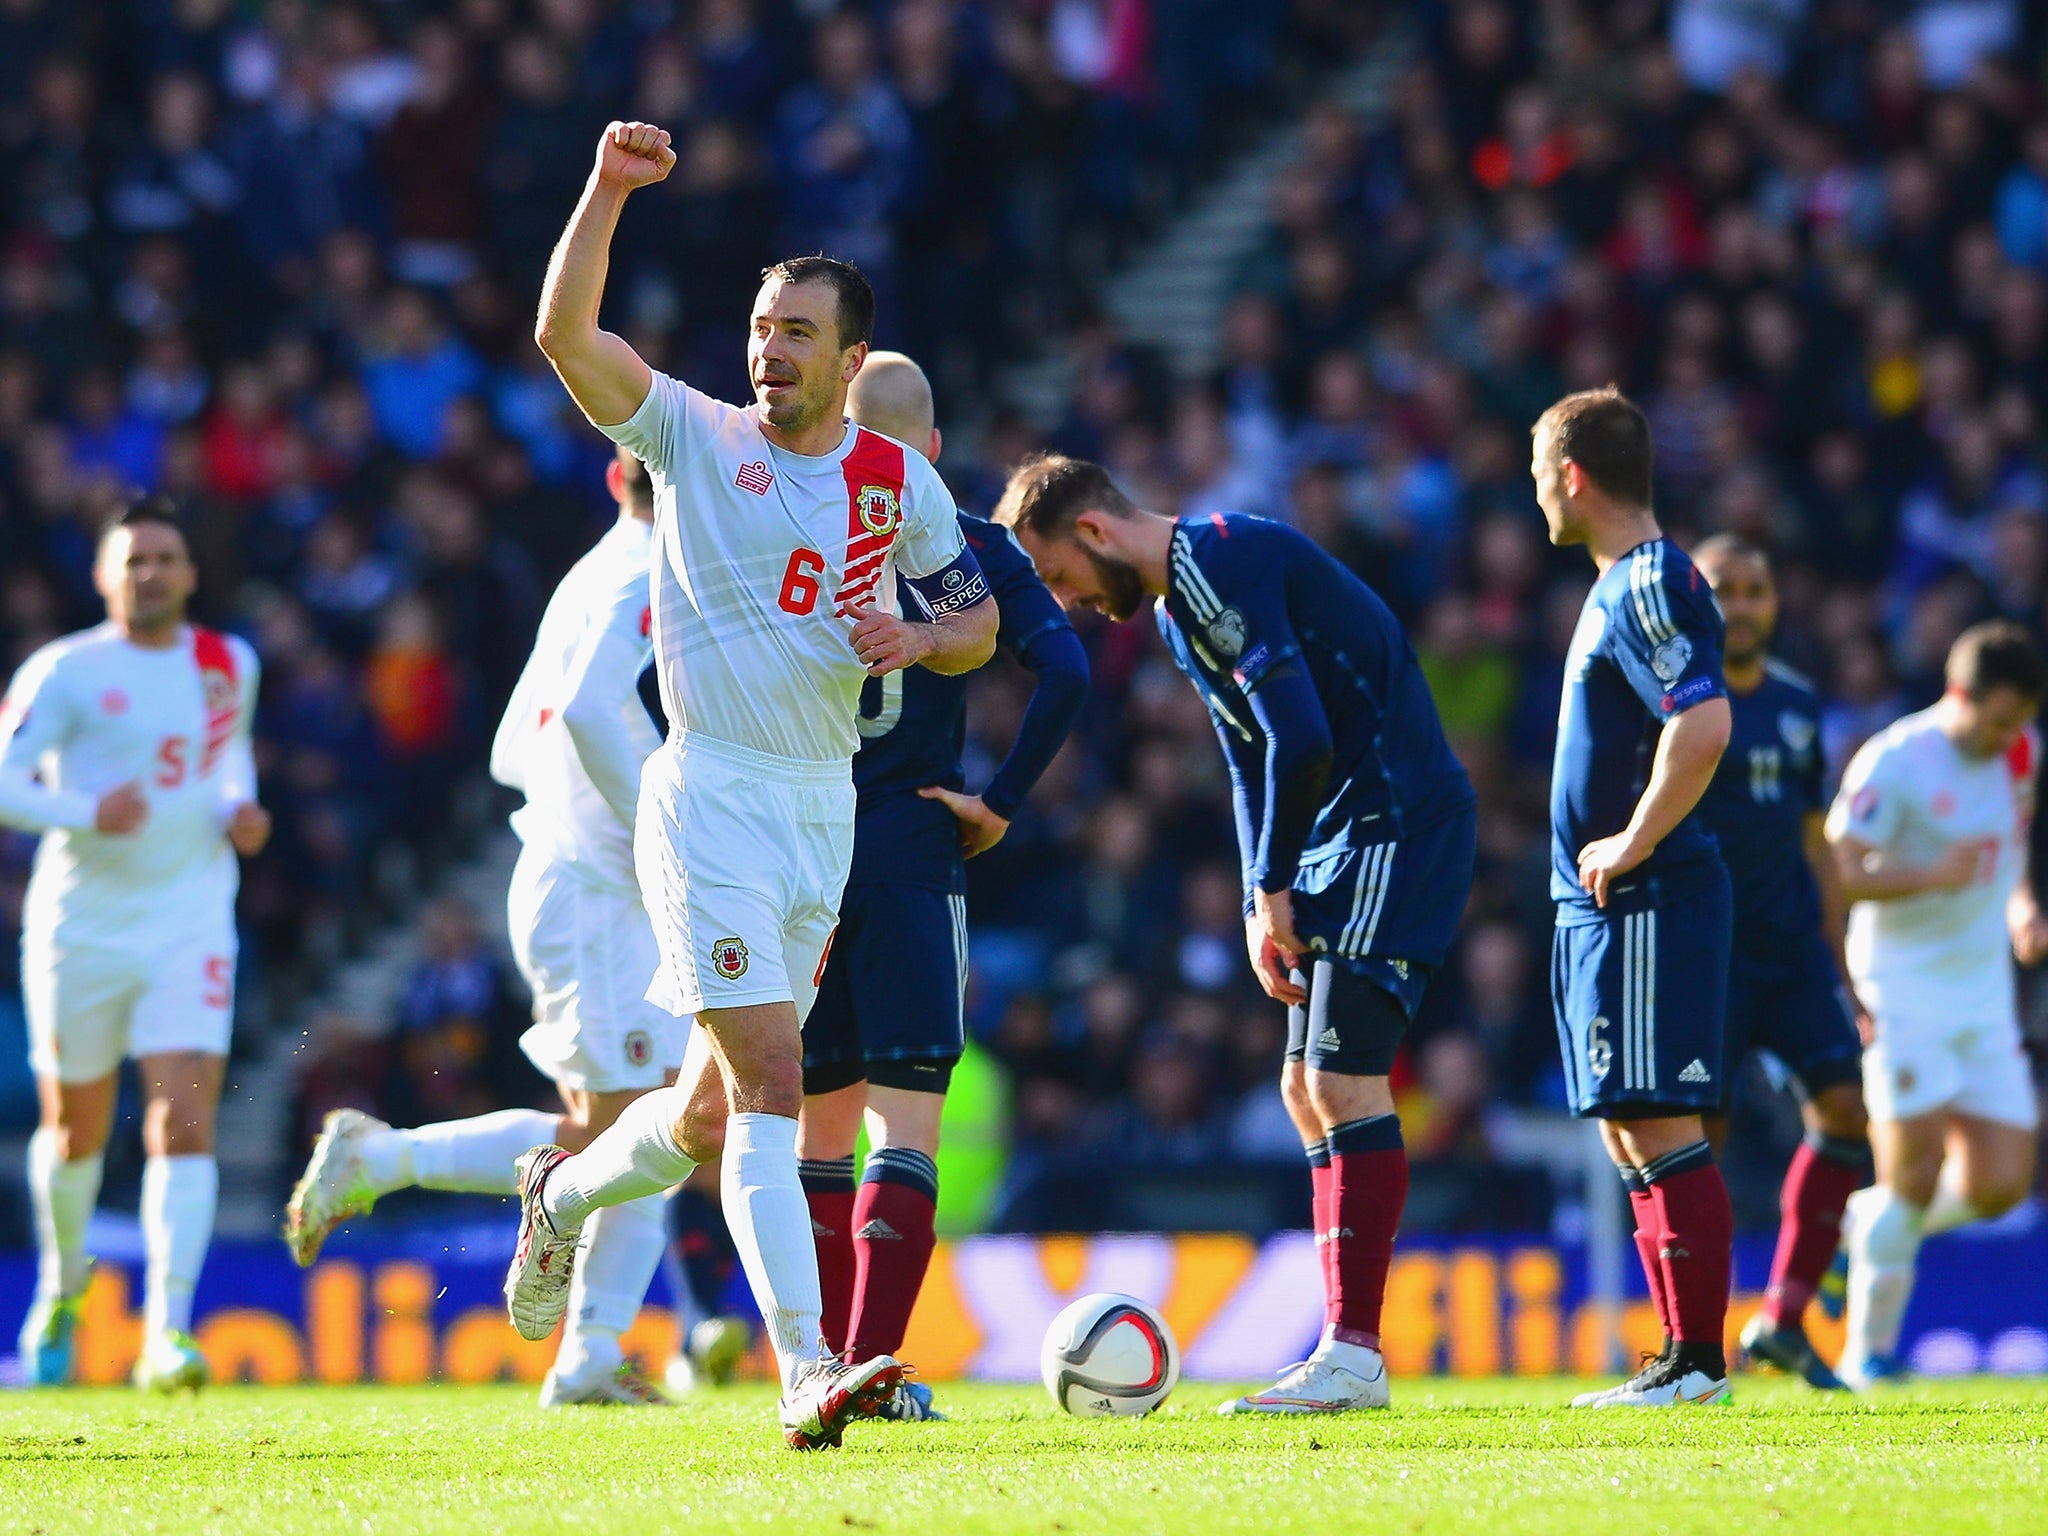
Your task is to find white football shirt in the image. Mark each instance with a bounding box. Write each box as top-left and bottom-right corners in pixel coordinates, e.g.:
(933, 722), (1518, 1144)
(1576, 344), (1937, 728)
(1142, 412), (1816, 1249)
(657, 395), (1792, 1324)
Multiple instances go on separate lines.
(1826, 706), (2036, 1028)
(597, 371), (967, 764)
(490, 516), (660, 894)
(0, 623), (259, 946)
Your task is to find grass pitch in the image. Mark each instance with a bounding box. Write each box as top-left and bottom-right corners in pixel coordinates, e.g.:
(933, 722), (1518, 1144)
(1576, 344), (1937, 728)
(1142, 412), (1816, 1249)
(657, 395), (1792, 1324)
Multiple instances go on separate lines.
(2, 1378), (2042, 1535)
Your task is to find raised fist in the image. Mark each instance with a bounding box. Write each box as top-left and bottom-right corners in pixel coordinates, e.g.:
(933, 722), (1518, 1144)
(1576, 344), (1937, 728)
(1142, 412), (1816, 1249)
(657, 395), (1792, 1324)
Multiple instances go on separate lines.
(595, 121), (677, 191)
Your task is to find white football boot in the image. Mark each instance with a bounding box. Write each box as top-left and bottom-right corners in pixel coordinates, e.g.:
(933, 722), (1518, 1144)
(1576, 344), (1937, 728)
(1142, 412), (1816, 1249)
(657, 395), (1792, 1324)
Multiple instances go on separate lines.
(540, 1357), (672, 1407)
(779, 1355), (904, 1449)
(132, 1330), (210, 1392)
(1217, 1339), (1390, 1413)
(1574, 1351), (1730, 1408)
(504, 1147), (580, 1340)
(284, 1108), (388, 1266)
(665, 1314), (753, 1394)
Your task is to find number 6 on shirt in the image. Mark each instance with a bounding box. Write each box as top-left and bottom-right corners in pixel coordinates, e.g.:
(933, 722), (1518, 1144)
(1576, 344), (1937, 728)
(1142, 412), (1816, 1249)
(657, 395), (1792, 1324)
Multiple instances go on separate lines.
(779, 548), (825, 616)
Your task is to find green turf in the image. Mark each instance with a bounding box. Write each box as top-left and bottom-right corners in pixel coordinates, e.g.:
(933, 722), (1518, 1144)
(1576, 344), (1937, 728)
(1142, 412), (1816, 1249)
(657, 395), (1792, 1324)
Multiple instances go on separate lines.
(2, 1378), (2043, 1535)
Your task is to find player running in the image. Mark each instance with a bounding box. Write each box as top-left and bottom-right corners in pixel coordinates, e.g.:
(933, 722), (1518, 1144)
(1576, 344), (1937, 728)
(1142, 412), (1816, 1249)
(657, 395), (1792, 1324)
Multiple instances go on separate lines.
(508, 121), (998, 1449)
(1690, 535), (1868, 1390)
(1530, 389), (1739, 1409)
(994, 454), (1476, 1414)
(1824, 621), (2045, 1389)
(793, 355), (1089, 1422)
(3, 501), (268, 1390)
(284, 449), (701, 1406)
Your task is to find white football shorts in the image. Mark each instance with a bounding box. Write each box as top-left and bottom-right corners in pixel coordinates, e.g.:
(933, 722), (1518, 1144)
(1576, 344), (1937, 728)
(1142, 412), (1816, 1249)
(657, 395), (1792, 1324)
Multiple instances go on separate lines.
(635, 731), (853, 1023)
(1861, 1012), (2039, 1129)
(23, 919), (237, 1082)
(506, 842), (683, 1094)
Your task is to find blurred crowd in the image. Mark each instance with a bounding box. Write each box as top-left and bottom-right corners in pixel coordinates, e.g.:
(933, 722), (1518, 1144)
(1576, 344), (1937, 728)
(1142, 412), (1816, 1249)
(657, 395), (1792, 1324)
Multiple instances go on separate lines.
(0, 0), (1356, 1137)
(961, 0), (2048, 1229)
(4, 0), (2048, 1234)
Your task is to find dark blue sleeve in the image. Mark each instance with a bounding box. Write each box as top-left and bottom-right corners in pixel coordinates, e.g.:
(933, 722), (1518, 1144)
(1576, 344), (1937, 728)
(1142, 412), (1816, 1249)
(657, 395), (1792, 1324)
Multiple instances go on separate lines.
(1243, 661), (1335, 894)
(1211, 708), (1267, 914)
(1176, 524), (1333, 892)
(983, 625), (1089, 821)
(1608, 546), (1727, 718)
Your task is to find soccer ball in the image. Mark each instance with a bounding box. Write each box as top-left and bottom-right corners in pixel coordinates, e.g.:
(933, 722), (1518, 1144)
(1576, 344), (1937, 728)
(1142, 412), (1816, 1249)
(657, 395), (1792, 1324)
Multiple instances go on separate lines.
(1039, 1292), (1179, 1417)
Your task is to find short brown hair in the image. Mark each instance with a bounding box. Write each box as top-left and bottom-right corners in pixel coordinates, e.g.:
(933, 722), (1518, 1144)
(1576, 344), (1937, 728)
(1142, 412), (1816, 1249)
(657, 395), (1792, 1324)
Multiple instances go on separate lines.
(992, 453), (1135, 539)
(761, 255), (874, 349)
(1536, 387), (1654, 508)
(1947, 620), (2048, 702)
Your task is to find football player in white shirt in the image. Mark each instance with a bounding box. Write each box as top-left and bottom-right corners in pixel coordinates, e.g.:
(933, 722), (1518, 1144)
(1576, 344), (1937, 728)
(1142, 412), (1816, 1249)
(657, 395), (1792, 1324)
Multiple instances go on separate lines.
(1, 502), (268, 1390)
(504, 121), (997, 1449)
(283, 450), (709, 1405)
(1824, 621), (2046, 1388)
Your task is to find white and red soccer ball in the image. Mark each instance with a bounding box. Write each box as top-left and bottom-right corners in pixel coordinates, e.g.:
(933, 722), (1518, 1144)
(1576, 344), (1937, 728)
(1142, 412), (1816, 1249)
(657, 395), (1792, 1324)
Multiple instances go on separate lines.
(1039, 1292), (1179, 1417)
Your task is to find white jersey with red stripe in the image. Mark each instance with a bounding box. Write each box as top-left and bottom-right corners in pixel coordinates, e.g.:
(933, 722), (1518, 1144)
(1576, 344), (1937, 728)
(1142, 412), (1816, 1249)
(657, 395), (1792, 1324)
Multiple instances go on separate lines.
(1826, 707), (2037, 1030)
(490, 516), (659, 895)
(0, 622), (259, 947)
(595, 370), (966, 765)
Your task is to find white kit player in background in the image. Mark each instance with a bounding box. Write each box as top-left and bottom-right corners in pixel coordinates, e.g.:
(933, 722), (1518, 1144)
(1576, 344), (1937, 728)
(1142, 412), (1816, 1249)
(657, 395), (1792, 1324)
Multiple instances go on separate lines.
(282, 450), (730, 1405)
(1, 503), (269, 1391)
(511, 121), (997, 1449)
(1825, 620), (2047, 1390)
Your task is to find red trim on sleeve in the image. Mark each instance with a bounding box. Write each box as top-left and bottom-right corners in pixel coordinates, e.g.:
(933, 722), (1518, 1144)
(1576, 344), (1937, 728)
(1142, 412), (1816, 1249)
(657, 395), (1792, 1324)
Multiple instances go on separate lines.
(2006, 730), (2034, 781)
(191, 627), (241, 774)
(833, 429), (908, 615)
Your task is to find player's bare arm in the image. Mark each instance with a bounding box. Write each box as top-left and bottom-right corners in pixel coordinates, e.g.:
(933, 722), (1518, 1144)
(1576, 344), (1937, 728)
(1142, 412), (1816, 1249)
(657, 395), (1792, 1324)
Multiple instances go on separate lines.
(1826, 832), (1979, 903)
(848, 597), (997, 678)
(2006, 854), (2048, 964)
(916, 786), (1009, 857)
(1246, 888), (1308, 1007)
(1578, 697), (1731, 907)
(1803, 807), (1870, 1037)
(225, 801), (270, 857)
(533, 122), (674, 428)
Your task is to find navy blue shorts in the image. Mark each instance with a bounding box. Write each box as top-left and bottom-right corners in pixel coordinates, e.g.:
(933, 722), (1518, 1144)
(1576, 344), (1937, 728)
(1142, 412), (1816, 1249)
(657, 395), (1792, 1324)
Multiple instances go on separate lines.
(1293, 809), (1475, 969)
(802, 882), (966, 1096)
(1722, 931), (1863, 1110)
(1283, 956), (1435, 1075)
(1552, 871), (1732, 1118)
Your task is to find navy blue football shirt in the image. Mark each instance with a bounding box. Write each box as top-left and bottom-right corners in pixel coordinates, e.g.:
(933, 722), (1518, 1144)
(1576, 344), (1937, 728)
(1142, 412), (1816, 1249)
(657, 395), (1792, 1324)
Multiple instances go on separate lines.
(1695, 659), (1826, 945)
(1155, 513), (1474, 906)
(1550, 537), (1729, 912)
(848, 513), (1087, 890)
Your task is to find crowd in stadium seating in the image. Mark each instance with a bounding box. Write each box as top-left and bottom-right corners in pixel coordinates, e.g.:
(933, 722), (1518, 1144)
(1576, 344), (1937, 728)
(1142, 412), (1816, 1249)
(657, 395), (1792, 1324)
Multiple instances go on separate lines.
(2, 1), (2045, 1232)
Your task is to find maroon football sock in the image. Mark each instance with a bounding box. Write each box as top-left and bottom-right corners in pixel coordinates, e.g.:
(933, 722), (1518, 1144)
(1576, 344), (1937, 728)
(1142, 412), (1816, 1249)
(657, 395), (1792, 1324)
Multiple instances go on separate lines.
(1646, 1146), (1733, 1347)
(846, 1148), (939, 1361)
(799, 1157), (856, 1357)
(1622, 1170), (1672, 1338)
(1308, 1141), (1336, 1312)
(1763, 1134), (1866, 1328)
(1325, 1117), (1407, 1349)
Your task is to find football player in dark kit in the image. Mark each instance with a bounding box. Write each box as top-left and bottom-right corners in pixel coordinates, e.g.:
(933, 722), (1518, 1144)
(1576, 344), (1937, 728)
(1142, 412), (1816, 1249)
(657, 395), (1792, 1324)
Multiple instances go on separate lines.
(798, 354), (1090, 1420)
(1690, 533), (1868, 1390)
(1532, 387), (1739, 1409)
(995, 453), (1475, 1414)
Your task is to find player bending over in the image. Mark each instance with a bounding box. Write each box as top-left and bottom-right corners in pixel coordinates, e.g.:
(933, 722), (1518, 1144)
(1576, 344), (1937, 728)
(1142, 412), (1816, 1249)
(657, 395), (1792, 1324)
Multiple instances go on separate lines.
(1824, 621), (2044, 1389)
(1531, 390), (1739, 1408)
(3, 502), (268, 1390)
(791, 354), (1089, 1421)
(509, 121), (997, 1449)
(285, 450), (719, 1405)
(1691, 535), (1869, 1390)
(995, 455), (1476, 1414)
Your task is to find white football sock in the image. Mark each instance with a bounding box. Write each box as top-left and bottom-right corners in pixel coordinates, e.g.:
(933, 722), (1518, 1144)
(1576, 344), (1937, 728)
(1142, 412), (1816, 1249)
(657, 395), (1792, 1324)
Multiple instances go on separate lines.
(660, 1187), (708, 1337)
(722, 1112), (825, 1393)
(542, 1087), (698, 1230)
(369, 1108), (559, 1196)
(1844, 1184), (1923, 1363)
(141, 1155), (218, 1338)
(557, 1190), (667, 1378)
(29, 1128), (101, 1300)
(1919, 1162), (1982, 1237)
